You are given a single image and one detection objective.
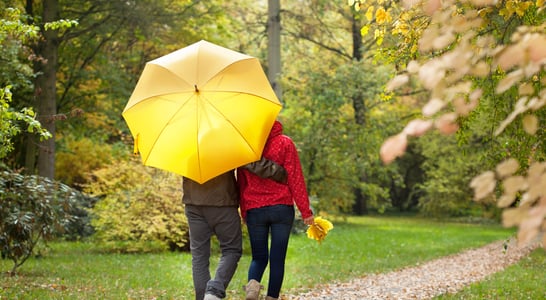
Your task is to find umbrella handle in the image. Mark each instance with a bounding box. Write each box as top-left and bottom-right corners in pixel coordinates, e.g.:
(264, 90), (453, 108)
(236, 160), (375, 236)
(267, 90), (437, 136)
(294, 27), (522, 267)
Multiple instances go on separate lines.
(134, 133), (140, 155)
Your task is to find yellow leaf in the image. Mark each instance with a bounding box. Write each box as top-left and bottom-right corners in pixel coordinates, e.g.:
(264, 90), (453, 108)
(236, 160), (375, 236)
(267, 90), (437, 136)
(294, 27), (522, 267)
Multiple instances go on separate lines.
(375, 7), (387, 24)
(365, 6), (374, 21)
(306, 217), (334, 244)
(360, 25), (370, 37)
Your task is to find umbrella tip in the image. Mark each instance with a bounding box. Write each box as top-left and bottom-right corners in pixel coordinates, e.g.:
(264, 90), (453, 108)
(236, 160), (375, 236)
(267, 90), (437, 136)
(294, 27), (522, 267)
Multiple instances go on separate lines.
(194, 85), (199, 93)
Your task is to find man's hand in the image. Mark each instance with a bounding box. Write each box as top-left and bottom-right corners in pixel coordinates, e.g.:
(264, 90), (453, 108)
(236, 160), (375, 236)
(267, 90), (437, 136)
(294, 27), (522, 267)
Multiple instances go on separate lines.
(243, 157), (287, 183)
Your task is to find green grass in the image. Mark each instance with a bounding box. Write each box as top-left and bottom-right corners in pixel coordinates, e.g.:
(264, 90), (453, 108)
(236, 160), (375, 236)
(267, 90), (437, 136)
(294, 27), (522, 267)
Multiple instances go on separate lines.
(0, 216), (531, 299)
(435, 249), (546, 300)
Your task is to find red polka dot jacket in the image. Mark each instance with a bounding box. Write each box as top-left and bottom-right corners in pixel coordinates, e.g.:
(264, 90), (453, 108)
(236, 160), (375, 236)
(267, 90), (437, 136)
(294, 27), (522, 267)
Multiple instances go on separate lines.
(237, 121), (313, 220)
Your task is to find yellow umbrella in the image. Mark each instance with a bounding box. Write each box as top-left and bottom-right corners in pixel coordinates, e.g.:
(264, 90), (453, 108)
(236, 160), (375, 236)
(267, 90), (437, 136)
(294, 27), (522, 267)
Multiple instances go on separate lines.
(122, 40), (282, 183)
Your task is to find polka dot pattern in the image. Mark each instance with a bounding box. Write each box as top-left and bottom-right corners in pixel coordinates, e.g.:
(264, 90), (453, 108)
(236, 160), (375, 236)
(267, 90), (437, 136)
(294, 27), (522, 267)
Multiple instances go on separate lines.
(238, 121), (313, 219)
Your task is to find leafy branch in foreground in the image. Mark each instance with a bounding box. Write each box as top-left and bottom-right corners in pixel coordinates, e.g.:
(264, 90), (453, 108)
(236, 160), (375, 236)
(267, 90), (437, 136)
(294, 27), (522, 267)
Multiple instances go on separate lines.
(380, 0), (545, 249)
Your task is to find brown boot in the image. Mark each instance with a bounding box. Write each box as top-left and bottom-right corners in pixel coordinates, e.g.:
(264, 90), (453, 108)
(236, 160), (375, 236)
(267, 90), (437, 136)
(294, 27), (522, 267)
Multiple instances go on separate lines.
(244, 279), (263, 300)
(265, 297), (278, 300)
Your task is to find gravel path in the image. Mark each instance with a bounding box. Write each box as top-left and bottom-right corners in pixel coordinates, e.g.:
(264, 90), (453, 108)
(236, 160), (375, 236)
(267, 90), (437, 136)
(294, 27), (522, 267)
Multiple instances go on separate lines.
(283, 239), (539, 300)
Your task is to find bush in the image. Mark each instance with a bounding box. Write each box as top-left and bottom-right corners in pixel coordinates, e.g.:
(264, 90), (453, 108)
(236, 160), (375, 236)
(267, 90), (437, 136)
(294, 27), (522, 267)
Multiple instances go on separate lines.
(55, 136), (114, 187)
(85, 159), (189, 253)
(0, 166), (85, 274)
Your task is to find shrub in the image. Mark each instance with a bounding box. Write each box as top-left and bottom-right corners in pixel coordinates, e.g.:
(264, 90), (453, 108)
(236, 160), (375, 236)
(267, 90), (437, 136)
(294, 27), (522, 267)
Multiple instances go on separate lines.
(0, 166), (85, 274)
(85, 159), (189, 253)
(55, 136), (114, 187)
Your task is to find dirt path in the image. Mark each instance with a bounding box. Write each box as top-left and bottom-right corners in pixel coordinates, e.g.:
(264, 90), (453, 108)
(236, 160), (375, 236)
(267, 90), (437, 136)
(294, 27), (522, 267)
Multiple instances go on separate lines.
(283, 239), (539, 300)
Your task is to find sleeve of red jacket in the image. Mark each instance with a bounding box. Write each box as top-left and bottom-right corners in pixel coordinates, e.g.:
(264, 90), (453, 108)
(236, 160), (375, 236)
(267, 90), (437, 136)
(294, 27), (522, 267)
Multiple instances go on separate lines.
(283, 137), (313, 219)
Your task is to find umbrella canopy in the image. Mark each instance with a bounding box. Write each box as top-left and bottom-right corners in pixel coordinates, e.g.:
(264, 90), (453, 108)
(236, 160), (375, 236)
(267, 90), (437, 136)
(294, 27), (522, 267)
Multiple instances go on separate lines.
(122, 40), (282, 183)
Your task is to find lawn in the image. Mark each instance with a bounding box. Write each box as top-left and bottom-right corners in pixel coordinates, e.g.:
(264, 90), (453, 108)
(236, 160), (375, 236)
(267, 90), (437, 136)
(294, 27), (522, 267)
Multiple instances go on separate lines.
(1, 216), (535, 299)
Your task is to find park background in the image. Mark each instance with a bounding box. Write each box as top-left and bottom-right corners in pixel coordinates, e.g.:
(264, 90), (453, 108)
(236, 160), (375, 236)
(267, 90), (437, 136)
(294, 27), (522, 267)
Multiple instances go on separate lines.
(1, 0), (545, 298)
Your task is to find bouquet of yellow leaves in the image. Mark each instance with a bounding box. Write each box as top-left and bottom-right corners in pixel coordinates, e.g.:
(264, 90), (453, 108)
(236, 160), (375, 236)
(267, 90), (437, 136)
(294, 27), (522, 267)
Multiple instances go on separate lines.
(306, 216), (333, 244)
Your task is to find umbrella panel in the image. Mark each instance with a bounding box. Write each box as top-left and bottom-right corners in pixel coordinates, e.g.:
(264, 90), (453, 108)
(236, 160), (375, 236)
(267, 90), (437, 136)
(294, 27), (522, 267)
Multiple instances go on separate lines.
(124, 91), (280, 183)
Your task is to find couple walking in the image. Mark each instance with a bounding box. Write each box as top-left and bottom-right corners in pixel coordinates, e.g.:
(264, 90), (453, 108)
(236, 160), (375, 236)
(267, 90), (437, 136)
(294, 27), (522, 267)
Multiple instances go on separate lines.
(182, 120), (315, 300)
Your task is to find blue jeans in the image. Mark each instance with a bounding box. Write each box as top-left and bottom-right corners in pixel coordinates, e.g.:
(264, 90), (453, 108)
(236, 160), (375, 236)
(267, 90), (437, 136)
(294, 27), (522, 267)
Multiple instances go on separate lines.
(246, 205), (295, 298)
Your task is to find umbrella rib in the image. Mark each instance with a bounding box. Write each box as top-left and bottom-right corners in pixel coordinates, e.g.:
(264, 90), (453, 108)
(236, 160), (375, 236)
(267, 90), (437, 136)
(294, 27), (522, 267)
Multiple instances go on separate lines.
(200, 93), (278, 157)
(141, 94), (194, 166)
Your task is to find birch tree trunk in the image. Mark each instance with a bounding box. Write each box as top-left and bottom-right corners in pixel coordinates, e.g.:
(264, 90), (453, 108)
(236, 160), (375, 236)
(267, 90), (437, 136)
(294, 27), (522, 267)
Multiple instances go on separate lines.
(268, 0), (282, 101)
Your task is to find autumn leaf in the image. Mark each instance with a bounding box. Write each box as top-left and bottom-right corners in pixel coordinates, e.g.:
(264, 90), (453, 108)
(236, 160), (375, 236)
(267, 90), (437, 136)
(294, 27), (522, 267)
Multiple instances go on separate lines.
(386, 74), (409, 91)
(435, 113), (459, 135)
(425, 0), (442, 15)
(470, 171), (496, 201)
(375, 7), (388, 24)
(498, 193), (517, 208)
(528, 35), (546, 62)
(496, 158), (520, 178)
(403, 119), (433, 137)
(498, 43), (526, 70)
(496, 69), (524, 93)
(422, 98), (445, 117)
(502, 175), (527, 197)
(522, 114), (538, 134)
(380, 133), (408, 164)
(307, 216), (334, 244)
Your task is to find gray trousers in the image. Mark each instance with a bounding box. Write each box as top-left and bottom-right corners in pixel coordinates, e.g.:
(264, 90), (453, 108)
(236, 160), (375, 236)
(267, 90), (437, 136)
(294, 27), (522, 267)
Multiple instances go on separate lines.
(185, 205), (242, 300)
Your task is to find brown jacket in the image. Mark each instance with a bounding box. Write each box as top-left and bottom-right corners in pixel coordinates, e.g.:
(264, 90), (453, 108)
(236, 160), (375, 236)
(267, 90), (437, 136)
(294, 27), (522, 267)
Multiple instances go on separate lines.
(181, 157), (287, 207)
(182, 172), (239, 207)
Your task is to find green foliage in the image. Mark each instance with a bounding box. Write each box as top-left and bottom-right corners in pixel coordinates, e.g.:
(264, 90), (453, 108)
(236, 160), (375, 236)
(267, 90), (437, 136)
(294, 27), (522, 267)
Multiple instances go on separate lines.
(283, 59), (405, 214)
(416, 133), (497, 218)
(0, 86), (51, 160)
(85, 159), (188, 253)
(0, 167), (86, 274)
(0, 8), (51, 161)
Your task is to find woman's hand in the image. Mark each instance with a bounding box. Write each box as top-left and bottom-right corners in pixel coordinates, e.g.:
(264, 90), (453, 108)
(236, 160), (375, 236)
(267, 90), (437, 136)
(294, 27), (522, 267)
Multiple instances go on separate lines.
(303, 216), (315, 226)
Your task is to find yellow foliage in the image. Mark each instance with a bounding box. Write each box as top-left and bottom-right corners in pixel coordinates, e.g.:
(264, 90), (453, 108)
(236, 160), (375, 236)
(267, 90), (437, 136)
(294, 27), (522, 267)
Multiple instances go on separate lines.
(56, 137), (113, 186)
(375, 7), (386, 24)
(499, 0), (534, 19)
(365, 6), (374, 21)
(306, 216), (334, 244)
(85, 159), (189, 251)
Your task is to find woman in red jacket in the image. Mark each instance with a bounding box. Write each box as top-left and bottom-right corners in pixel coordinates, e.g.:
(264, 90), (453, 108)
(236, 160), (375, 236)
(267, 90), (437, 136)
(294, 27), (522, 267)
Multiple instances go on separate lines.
(237, 120), (314, 300)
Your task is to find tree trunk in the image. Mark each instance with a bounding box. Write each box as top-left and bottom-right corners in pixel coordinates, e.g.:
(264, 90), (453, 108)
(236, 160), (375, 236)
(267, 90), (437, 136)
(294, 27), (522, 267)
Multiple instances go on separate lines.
(268, 0), (282, 101)
(351, 11), (368, 215)
(30, 0), (59, 179)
